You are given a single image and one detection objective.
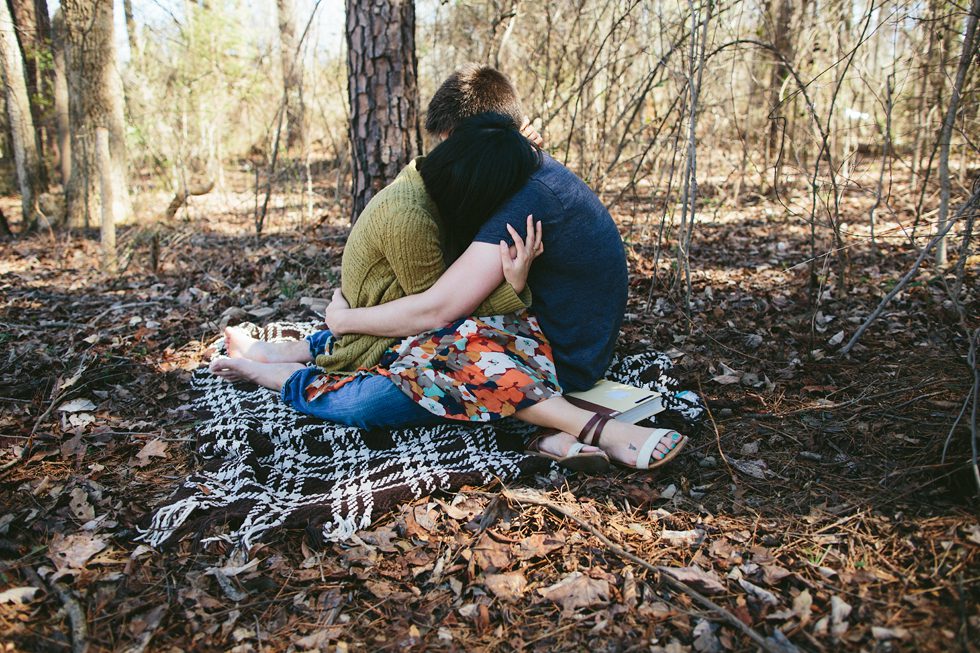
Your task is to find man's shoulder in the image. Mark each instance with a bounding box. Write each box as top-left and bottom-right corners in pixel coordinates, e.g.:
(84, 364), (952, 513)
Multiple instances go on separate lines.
(516, 154), (593, 204)
(530, 153), (583, 185)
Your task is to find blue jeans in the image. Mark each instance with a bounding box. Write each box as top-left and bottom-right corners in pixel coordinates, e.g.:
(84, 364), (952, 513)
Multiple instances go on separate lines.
(279, 330), (444, 430)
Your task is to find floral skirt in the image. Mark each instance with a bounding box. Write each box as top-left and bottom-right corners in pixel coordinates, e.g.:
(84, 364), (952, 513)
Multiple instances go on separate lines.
(304, 311), (563, 422)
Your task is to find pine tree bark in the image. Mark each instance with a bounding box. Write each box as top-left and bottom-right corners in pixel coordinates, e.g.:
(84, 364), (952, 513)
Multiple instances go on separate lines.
(346, 0), (421, 222)
(275, 0), (304, 150)
(62, 0), (133, 227)
(0, 0), (44, 226)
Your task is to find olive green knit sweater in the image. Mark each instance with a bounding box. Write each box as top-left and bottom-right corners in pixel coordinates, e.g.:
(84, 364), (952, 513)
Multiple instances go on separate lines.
(316, 158), (530, 373)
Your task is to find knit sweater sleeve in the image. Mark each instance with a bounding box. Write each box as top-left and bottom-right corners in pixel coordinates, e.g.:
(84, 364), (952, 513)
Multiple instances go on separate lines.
(476, 282), (532, 316)
(378, 204), (532, 316)
(377, 205), (447, 296)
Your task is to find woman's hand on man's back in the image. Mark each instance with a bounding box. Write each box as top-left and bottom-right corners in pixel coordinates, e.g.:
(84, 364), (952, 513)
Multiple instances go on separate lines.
(499, 214), (543, 295)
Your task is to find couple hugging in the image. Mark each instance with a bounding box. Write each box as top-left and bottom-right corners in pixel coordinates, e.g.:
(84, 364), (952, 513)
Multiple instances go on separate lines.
(210, 64), (688, 473)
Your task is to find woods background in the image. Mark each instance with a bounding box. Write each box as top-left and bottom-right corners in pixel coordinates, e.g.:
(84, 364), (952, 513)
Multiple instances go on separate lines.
(1, 1), (979, 651)
(1, 0), (977, 269)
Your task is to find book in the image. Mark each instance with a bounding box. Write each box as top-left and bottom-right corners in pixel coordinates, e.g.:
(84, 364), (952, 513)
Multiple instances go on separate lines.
(565, 380), (666, 424)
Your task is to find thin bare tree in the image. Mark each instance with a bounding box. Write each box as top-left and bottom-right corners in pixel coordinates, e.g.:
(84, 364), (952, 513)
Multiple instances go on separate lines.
(52, 10), (71, 188)
(8, 0), (51, 175)
(275, 0), (305, 150)
(0, 0), (45, 228)
(935, 0), (980, 266)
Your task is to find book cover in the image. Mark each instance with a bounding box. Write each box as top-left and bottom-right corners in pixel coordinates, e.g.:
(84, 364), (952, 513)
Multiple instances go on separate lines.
(566, 380), (666, 424)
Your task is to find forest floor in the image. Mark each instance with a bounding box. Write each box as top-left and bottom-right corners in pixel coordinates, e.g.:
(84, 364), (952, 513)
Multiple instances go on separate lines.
(0, 172), (978, 652)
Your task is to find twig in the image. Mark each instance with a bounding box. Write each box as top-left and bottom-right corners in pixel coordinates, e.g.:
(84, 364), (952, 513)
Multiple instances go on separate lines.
(967, 329), (980, 493)
(841, 187), (980, 354)
(123, 605), (166, 653)
(697, 378), (737, 485)
(85, 301), (162, 328)
(24, 567), (88, 653)
(500, 488), (791, 653)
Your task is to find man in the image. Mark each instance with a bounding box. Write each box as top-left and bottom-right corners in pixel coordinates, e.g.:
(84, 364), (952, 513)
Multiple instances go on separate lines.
(325, 64), (628, 394)
(221, 68), (684, 469)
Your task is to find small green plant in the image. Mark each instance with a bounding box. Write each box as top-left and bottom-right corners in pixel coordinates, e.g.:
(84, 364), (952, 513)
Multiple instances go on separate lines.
(279, 278), (302, 299)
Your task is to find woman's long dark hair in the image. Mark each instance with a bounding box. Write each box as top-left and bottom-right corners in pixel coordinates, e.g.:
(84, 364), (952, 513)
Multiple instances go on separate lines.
(419, 112), (542, 263)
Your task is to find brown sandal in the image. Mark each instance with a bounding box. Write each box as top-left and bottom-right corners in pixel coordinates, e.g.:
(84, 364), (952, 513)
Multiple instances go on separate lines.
(525, 428), (611, 473)
(578, 414), (688, 471)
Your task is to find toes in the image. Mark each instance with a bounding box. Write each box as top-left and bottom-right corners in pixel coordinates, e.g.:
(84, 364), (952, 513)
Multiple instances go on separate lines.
(651, 433), (681, 460)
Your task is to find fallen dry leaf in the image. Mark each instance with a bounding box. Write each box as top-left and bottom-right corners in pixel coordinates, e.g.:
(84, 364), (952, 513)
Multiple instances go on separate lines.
(871, 625), (908, 640)
(761, 563), (792, 585)
(471, 533), (512, 572)
(48, 532), (107, 572)
(661, 528), (703, 547)
(738, 578), (778, 605)
(58, 398), (97, 413)
(692, 619), (720, 652)
(661, 565), (726, 594)
(712, 362), (742, 384)
(537, 571), (609, 612)
(831, 595), (852, 635)
(294, 627), (344, 650)
(793, 589), (813, 625)
(134, 438), (168, 467)
(69, 487), (95, 522)
(483, 572), (527, 602)
(731, 458), (769, 479)
(515, 533), (565, 560)
(623, 567), (638, 607)
(0, 587), (40, 605)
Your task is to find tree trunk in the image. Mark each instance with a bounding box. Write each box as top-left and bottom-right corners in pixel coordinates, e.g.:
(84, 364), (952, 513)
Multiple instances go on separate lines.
(275, 0), (304, 151)
(52, 10), (70, 187)
(345, 0), (421, 222)
(122, 0), (140, 60)
(8, 0), (50, 184)
(62, 0), (132, 227)
(935, 0), (980, 266)
(764, 0), (797, 193)
(95, 126), (116, 270)
(0, 0), (43, 227)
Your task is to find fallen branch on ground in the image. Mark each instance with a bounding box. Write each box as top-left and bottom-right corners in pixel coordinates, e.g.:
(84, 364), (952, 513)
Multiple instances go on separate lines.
(25, 567), (88, 653)
(841, 185), (980, 355)
(501, 487), (793, 653)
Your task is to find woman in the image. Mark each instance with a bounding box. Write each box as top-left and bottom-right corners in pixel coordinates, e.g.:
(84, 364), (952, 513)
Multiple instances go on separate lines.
(211, 113), (686, 472)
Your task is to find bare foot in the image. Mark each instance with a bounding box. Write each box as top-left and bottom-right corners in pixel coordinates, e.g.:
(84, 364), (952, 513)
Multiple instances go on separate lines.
(209, 356), (305, 391)
(533, 431), (603, 458)
(209, 356), (255, 381)
(223, 327), (311, 364)
(224, 327), (269, 361)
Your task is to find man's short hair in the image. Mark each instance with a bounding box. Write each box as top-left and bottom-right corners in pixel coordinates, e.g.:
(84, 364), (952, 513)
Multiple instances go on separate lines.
(425, 64), (524, 135)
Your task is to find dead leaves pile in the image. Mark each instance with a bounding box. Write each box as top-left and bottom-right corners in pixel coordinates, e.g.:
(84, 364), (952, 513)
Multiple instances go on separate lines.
(2, 186), (979, 651)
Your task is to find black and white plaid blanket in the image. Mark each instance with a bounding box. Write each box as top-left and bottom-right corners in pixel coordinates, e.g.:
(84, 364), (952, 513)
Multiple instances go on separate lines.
(138, 322), (705, 550)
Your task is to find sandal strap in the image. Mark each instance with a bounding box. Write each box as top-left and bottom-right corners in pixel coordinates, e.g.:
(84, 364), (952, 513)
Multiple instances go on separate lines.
(566, 442), (586, 457)
(526, 427), (561, 452)
(636, 429), (678, 470)
(578, 413), (612, 447)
